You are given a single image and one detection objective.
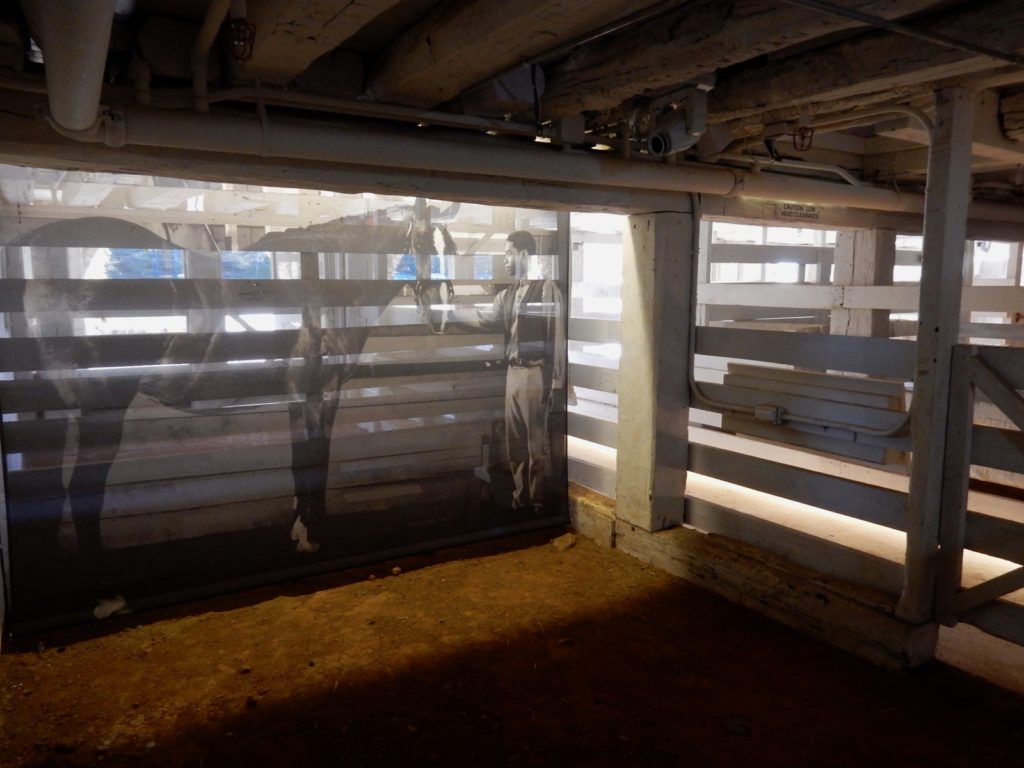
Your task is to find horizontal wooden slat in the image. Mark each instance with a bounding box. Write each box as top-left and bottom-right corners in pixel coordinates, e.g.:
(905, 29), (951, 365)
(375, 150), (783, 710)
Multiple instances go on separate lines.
(3, 384), (507, 456)
(842, 286), (918, 311)
(568, 317), (619, 343)
(698, 284), (841, 309)
(722, 372), (902, 411)
(699, 284), (1018, 314)
(961, 323), (1024, 342)
(0, 359), (501, 412)
(0, 328), (502, 372)
(568, 362), (617, 394)
(684, 497), (904, 597)
(9, 434), (488, 502)
(697, 382), (907, 433)
(0, 278), (497, 313)
(725, 363), (906, 399)
(567, 412), (617, 449)
(721, 415), (889, 464)
(971, 425), (1024, 474)
(964, 510), (1024, 564)
(51, 466), (488, 551)
(708, 244), (832, 265)
(568, 458), (615, 498)
(5, 394), (505, 480)
(688, 444), (906, 530)
(963, 286), (1024, 312)
(8, 412), (500, 515)
(696, 326), (915, 379)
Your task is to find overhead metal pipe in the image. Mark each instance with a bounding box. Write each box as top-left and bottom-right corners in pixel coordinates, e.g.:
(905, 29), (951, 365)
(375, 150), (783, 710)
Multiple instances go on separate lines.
(48, 104), (1024, 225)
(19, 0), (116, 131)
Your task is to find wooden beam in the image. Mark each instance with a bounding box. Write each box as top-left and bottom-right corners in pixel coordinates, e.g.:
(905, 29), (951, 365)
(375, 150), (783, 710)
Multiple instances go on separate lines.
(709, 0), (1024, 124)
(240, 0), (403, 85)
(830, 229), (896, 337)
(542, 0), (941, 118)
(869, 91), (1024, 178)
(366, 0), (651, 108)
(901, 87), (977, 624)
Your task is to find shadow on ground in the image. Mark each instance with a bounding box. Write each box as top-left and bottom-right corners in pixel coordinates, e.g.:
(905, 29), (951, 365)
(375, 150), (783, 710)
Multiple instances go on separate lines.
(6, 535), (1024, 768)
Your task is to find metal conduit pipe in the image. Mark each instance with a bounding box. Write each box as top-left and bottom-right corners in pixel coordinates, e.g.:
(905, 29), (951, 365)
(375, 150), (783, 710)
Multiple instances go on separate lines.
(721, 153), (863, 187)
(19, 0), (116, 131)
(192, 0), (231, 112)
(47, 105), (1024, 225)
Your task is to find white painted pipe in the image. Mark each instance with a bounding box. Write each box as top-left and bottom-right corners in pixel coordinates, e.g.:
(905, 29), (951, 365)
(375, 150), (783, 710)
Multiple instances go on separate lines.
(19, 0), (116, 131)
(192, 0), (231, 112)
(55, 105), (1024, 225)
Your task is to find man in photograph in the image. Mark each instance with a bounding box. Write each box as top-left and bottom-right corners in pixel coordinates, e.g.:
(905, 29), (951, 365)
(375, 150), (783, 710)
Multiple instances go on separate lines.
(449, 230), (566, 515)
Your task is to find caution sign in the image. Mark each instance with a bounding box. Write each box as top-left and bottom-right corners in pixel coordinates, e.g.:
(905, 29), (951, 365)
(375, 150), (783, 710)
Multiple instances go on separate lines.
(779, 203), (821, 222)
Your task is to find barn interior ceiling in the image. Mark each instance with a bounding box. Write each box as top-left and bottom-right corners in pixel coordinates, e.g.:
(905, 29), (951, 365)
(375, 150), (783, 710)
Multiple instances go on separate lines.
(0, 0), (1022, 210)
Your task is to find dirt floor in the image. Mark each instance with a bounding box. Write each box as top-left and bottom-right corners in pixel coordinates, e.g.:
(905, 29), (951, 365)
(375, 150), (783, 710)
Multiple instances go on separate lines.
(3, 528), (1024, 768)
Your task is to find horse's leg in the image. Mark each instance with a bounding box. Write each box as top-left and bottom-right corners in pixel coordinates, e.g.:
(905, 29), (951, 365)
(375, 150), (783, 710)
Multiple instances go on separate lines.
(288, 398), (317, 553)
(67, 409), (126, 552)
(65, 406), (129, 616)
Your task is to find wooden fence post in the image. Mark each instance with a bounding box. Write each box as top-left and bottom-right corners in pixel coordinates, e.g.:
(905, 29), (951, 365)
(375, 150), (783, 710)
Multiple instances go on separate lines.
(901, 87), (977, 624)
(616, 210), (692, 531)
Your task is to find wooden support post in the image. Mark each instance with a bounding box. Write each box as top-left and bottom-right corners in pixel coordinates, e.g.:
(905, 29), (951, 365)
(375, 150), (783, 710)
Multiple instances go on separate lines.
(0, 401), (7, 650)
(695, 219), (712, 327)
(830, 229), (896, 338)
(901, 87), (977, 624)
(616, 210), (692, 531)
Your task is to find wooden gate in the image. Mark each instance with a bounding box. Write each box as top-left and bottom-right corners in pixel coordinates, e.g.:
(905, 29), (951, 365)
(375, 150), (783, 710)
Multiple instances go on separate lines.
(937, 344), (1024, 642)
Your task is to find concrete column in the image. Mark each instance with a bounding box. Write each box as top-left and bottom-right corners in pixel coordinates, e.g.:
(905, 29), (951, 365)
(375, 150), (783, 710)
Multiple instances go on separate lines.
(901, 87), (977, 623)
(615, 211), (692, 531)
(830, 229), (896, 338)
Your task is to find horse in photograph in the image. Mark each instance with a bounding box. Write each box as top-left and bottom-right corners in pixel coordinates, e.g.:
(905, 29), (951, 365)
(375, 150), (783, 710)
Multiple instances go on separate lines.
(4, 210), (457, 614)
(245, 210), (457, 552)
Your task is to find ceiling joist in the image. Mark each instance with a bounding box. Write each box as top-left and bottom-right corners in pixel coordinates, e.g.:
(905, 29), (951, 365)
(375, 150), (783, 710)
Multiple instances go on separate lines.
(540, 0), (941, 118)
(241, 0), (405, 85)
(366, 0), (654, 108)
(710, 0), (1024, 125)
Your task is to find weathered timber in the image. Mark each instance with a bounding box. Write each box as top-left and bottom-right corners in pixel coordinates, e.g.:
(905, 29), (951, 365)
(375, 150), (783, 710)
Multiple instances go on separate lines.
(568, 481), (616, 548)
(611, 519), (936, 669)
(367, 0), (651, 107)
(240, 0), (403, 85)
(710, 0), (1024, 123)
(0, 329), (500, 372)
(830, 229), (896, 338)
(543, 0), (941, 118)
(569, 487), (937, 667)
(1003, 87), (1024, 142)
